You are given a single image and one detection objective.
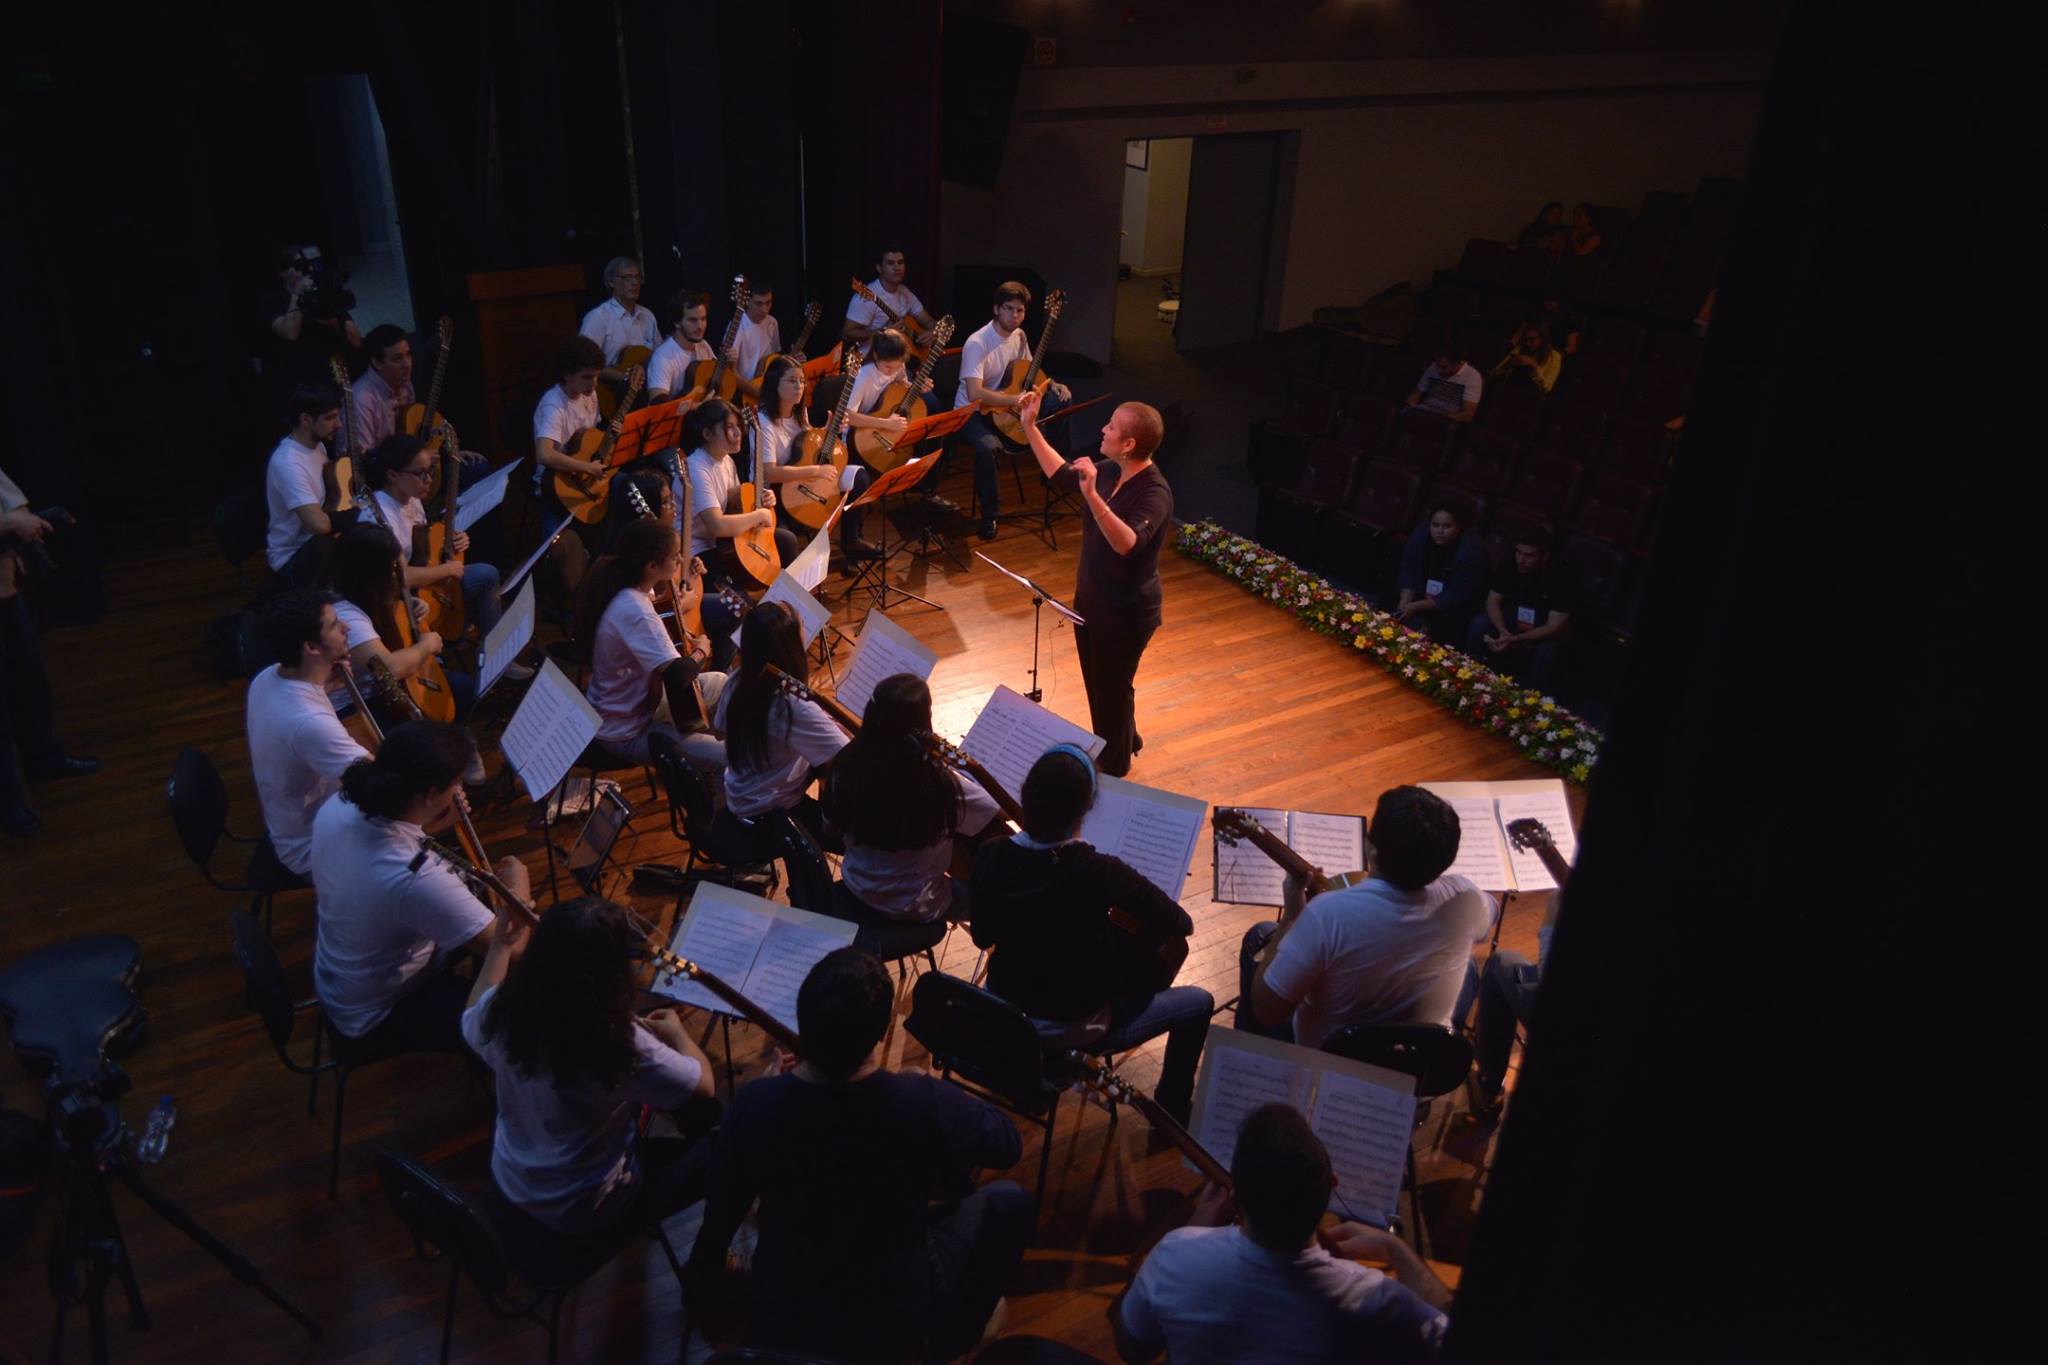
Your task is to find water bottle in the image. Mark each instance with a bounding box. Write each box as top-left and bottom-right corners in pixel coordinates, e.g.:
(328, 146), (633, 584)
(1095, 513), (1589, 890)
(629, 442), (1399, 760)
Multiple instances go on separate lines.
(135, 1096), (177, 1165)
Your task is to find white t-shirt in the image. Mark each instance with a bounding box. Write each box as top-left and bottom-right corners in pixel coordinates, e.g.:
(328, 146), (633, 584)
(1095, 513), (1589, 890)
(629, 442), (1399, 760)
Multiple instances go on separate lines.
(532, 383), (601, 489)
(647, 336), (714, 396)
(754, 411), (805, 472)
(585, 588), (680, 745)
(954, 319), (1029, 409)
(309, 797), (494, 1037)
(1415, 361), (1483, 417)
(333, 598), (382, 652)
(684, 448), (741, 561)
(460, 984), (703, 1233)
(845, 361), (900, 418)
(846, 279), (925, 334)
(246, 665), (369, 876)
(264, 435), (329, 570)
(578, 298), (660, 365)
(371, 490), (427, 558)
(1119, 1225), (1448, 1365)
(841, 773), (1000, 918)
(713, 686), (848, 818)
(354, 367), (413, 451)
(1262, 875), (1494, 1047)
(733, 312), (782, 379)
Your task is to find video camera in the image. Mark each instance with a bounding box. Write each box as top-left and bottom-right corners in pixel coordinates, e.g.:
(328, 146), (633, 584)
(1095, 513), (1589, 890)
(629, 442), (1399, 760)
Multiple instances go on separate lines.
(290, 244), (356, 319)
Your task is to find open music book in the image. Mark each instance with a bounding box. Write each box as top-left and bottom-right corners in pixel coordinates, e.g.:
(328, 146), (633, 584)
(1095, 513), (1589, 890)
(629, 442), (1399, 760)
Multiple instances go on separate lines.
(648, 883), (857, 1035)
(957, 685), (1104, 803)
(734, 572), (831, 648)
(499, 658), (601, 801)
(835, 609), (939, 720)
(1211, 808), (1367, 908)
(1419, 778), (1578, 892)
(1190, 1027), (1417, 1229)
(1080, 775), (1208, 902)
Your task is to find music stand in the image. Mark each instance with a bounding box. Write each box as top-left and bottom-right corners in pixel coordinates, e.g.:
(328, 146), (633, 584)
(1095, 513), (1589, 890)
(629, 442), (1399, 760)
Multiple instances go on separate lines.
(841, 454), (948, 613)
(889, 405), (978, 571)
(611, 396), (686, 464)
(973, 551), (1085, 702)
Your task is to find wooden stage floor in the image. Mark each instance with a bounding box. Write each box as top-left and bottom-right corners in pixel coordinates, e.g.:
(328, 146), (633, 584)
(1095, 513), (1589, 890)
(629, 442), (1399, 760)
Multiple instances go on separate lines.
(0, 469), (1567, 1363)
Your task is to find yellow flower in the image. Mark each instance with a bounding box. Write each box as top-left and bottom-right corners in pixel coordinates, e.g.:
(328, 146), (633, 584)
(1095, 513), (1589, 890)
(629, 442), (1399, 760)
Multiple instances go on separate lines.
(1571, 763), (1590, 782)
(1350, 612), (1364, 623)
(1378, 626), (1395, 640)
(1415, 671), (1429, 682)
(1533, 717), (1549, 729)
(1353, 634), (1367, 648)
(1540, 699), (1556, 712)
(1507, 708), (1521, 719)
(1457, 668), (1472, 680)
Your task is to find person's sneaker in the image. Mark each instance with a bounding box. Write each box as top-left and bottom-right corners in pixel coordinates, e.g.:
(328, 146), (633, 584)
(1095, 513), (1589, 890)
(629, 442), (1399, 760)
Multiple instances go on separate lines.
(1464, 1070), (1505, 1122)
(502, 660), (537, 683)
(977, 517), (999, 541)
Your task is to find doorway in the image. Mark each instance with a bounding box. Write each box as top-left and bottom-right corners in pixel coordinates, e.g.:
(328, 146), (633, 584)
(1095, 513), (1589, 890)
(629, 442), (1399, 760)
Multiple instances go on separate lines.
(1114, 137), (1193, 366)
(1174, 132), (1292, 352)
(304, 74), (414, 332)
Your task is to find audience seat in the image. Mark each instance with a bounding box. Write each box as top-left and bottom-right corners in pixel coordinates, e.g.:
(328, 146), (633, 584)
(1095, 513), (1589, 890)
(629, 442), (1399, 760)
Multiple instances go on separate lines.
(1477, 384), (1546, 442)
(1453, 237), (1510, 287)
(1452, 428), (1522, 494)
(1502, 455), (1582, 523)
(1601, 419), (1676, 485)
(1487, 505), (1553, 556)
(1386, 412), (1461, 472)
(1245, 418), (1316, 487)
(1571, 473), (1659, 551)
(1334, 395), (1397, 460)
(1456, 318), (1509, 374)
(1278, 377), (1342, 436)
(1498, 245), (1554, 295)
(1553, 250), (1607, 308)
(1319, 462), (1420, 588)
(1317, 331), (1377, 391)
(1596, 233), (1670, 312)
(1578, 319), (1647, 373)
(1534, 401), (1611, 465)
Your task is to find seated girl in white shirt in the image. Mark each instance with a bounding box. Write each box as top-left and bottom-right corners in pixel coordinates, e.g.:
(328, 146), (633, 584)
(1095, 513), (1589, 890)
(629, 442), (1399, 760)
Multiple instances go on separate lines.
(753, 355), (877, 560)
(325, 521), (471, 720)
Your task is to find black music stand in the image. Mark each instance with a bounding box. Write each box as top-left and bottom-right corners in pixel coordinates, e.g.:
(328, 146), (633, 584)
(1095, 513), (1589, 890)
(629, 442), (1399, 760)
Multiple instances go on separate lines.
(842, 454), (948, 614)
(973, 551), (1084, 702)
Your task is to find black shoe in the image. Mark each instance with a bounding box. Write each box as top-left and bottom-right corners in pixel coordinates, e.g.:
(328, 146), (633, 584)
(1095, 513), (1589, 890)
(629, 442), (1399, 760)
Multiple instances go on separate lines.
(1132, 731), (1145, 756)
(841, 537), (882, 562)
(2, 803), (42, 837)
(977, 518), (998, 542)
(25, 753), (100, 782)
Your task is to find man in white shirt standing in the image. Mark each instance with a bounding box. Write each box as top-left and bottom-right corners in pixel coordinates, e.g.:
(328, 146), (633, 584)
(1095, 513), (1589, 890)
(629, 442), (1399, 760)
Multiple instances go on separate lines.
(646, 290), (723, 402)
(731, 285), (782, 398)
(1240, 785), (1494, 1047)
(246, 591), (369, 878)
(954, 281), (1070, 540)
(580, 256), (660, 373)
(353, 324), (415, 450)
(1114, 1103), (1451, 1365)
(265, 382), (347, 587)
(842, 248), (937, 347)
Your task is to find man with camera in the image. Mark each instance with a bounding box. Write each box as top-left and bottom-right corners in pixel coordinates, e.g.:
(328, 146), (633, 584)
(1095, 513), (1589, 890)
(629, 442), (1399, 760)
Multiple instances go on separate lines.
(1, 465), (99, 837)
(266, 245), (361, 397)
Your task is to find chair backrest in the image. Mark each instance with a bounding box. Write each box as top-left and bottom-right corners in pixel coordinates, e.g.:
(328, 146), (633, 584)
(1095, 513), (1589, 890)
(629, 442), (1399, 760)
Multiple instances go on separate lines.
(1318, 1022), (1474, 1100)
(649, 730), (716, 839)
(1295, 439), (1358, 506)
(905, 972), (1055, 1115)
(167, 746), (231, 873)
(765, 810), (834, 912)
(1345, 461), (1421, 536)
(1454, 428), (1521, 494)
(375, 1149), (514, 1298)
(230, 911), (301, 1058)
(211, 485), (268, 568)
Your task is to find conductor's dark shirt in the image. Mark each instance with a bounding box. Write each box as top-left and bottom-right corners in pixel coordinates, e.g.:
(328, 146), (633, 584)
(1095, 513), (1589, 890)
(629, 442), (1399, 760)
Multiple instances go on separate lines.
(1051, 458), (1173, 630)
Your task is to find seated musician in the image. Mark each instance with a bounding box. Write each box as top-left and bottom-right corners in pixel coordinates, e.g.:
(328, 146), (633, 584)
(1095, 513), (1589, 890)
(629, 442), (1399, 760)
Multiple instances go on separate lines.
(310, 721), (526, 1055)
(753, 356), (877, 561)
(843, 327), (932, 457)
(571, 518), (724, 776)
(683, 396), (797, 589)
(364, 433), (506, 644)
(955, 281), (1071, 540)
(731, 283), (781, 393)
(264, 381), (347, 588)
(1113, 1102), (1452, 1365)
(325, 521), (473, 725)
(706, 602), (848, 872)
(968, 746), (1209, 1124)
(532, 335), (610, 589)
(1238, 786), (1493, 1046)
(245, 590), (368, 878)
(462, 895), (717, 1235)
(353, 324), (414, 450)
(821, 674), (1000, 926)
(842, 247), (937, 347)
(595, 459), (674, 554)
(645, 289), (721, 402)
(687, 947), (1032, 1363)
(579, 256), (659, 378)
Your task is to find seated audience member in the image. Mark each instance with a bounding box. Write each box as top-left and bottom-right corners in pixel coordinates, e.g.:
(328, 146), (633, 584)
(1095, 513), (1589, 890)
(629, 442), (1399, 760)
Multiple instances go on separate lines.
(245, 590), (368, 877)
(1114, 1102), (1452, 1365)
(265, 382), (347, 587)
(1488, 322), (1563, 394)
(1516, 201), (1567, 258)
(353, 324), (414, 450)
(579, 256), (659, 373)
(324, 521), (469, 719)
(1465, 535), (1577, 692)
(363, 433), (507, 645)
(311, 722), (517, 1054)
(687, 947), (1032, 1363)
(462, 895), (717, 1234)
(1, 476), (99, 837)
(1539, 297), (1585, 356)
(708, 602), (849, 872)
(572, 517), (723, 773)
(1403, 350), (1482, 423)
(1465, 817), (1570, 1121)
(1567, 202), (1604, 257)
(1393, 503), (1487, 645)
(970, 746), (1209, 1123)
(1239, 785), (1492, 1046)
(822, 674), (1000, 925)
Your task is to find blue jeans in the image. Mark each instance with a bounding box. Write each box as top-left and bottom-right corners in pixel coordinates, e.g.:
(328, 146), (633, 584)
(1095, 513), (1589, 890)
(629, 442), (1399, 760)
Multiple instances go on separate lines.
(462, 561), (504, 638)
(1234, 922), (1296, 1042)
(957, 390), (1068, 520)
(1095, 984), (1214, 1124)
(923, 1181), (1036, 1360)
(1464, 615), (1562, 691)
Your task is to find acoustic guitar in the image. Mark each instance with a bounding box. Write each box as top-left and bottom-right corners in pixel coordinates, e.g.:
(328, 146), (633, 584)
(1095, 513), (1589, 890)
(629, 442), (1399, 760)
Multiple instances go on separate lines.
(1505, 817), (1572, 886)
(848, 277), (931, 362)
(399, 315), (455, 453)
(552, 364), (644, 524)
(1067, 1055), (1233, 1189)
(365, 507), (458, 724)
(325, 358), (361, 514)
(681, 277), (750, 403)
(418, 436), (465, 642)
(352, 657), (488, 869)
(599, 342), (654, 422)
(849, 315), (956, 473)
(988, 288), (1068, 445)
(781, 347), (863, 532)
(1211, 808), (1371, 903)
(728, 403), (781, 589)
(736, 300), (822, 402)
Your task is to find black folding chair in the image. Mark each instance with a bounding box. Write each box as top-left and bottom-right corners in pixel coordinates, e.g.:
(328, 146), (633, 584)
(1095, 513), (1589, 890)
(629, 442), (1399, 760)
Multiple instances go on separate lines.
(168, 746), (308, 934)
(1317, 1022), (1474, 1258)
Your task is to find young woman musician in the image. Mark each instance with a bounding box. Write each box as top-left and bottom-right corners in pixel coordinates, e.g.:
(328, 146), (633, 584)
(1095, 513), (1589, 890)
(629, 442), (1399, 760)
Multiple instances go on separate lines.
(683, 397), (797, 576)
(363, 433), (505, 642)
(821, 674), (999, 924)
(462, 895), (717, 1235)
(753, 356), (877, 560)
(708, 601), (848, 868)
(325, 521), (470, 717)
(571, 517), (724, 773)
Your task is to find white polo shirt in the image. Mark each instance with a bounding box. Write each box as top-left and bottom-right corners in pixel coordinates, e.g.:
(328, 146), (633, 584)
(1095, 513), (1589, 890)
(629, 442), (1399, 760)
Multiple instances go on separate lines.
(246, 665), (369, 875)
(264, 435), (329, 570)
(846, 279), (925, 334)
(585, 588), (679, 746)
(648, 336), (714, 397)
(684, 449), (741, 562)
(712, 686), (848, 818)
(733, 312), (782, 380)
(309, 797), (494, 1037)
(532, 383), (601, 490)
(954, 320), (1029, 409)
(579, 298), (660, 365)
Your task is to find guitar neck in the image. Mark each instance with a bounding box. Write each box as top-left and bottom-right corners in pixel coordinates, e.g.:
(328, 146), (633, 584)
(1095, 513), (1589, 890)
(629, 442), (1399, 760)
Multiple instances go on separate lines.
(1223, 815), (1333, 896)
(789, 311), (820, 356)
(1075, 1059), (1233, 1189)
(420, 329), (452, 428)
(657, 953), (802, 1052)
(1019, 311), (1059, 388)
(951, 753), (1026, 827)
(764, 664), (861, 732)
(1531, 842), (1572, 887)
(438, 448), (462, 556)
(893, 344), (945, 418)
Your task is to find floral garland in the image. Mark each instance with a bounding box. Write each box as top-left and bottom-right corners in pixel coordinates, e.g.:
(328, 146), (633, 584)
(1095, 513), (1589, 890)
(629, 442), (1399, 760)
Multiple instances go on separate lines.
(1175, 521), (1601, 783)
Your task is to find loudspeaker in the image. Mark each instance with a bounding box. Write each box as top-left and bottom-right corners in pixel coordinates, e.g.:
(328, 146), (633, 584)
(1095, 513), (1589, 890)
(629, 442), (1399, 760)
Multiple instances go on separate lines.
(939, 14), (1027, 188)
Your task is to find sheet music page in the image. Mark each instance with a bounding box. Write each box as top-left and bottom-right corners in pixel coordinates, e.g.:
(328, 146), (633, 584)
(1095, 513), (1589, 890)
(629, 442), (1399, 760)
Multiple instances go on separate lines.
(477, 578), (536, 697)
(1309, 1067), (1419, 1226)
(744, 908), (860, 1034)
(1287, 811), (1368, 881)
(736, 573), (830, 647)
(1211, 807), (1289, 908)
(958, 685), (1105, 801)
(499, 659), (601, 801)
(1496, 782), (1577, 893)
(1189, 1031), (1315, 1175)
(453, 460), (514, 533)
(1080, 775), (1207, 902)
(835, 610), (939, 720)
(786, 520), (834, 593)
(647, 883), (773, 1013)
(1434, 794), (1518, 892)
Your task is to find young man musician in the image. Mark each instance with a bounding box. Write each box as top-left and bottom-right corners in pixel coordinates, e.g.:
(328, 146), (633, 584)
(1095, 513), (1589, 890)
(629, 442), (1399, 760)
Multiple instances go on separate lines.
(1015, 389), (1169, 778)
(579, 256), (660, 374)
(842, 247), (937, 346)
(245, 591), (369, 878)
(753, 356), (878, 560)
(265, 381), (347, 588)
(1, 471), (99, 837)
(645, 290), (721, 402)
(363, 433), (508, 647)
(955, 281), (1072, 539)
(731, 284), (782, 388)
(353, 325), (414, 450)
(532, 335), (611, 601)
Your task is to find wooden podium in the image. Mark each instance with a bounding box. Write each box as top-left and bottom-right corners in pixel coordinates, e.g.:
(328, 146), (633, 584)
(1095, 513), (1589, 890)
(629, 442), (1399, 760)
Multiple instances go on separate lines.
(465, 264), (588, 459)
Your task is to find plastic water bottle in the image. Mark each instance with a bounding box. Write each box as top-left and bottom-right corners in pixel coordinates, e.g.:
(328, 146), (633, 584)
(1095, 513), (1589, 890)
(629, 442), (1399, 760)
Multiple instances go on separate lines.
(135, 1097), (177, 1165)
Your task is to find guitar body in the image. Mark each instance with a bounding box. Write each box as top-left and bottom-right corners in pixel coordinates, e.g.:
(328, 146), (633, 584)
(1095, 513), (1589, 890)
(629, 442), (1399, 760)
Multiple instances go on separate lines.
(386, 592), (458, 724)
(681, 355), (739, 403)
(850, 387), (927, 472)
(783, 427), (849, 531)
(322, 456), (356, 514)
(399, 406), (449, 444)
(551, 428), (614, 524)
(1107, 909), (1191, 998)
(729, 480), (780, 589)
(987, 363), (1052, 445)
(599, 344), (654, 419)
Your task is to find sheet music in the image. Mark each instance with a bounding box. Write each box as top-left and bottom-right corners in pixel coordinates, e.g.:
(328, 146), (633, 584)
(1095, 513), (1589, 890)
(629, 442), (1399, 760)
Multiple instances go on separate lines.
(1496, 783), (1577, 893)
(1081, 775), (1207, 902)
(1190, 1033), (1315, 1173)
(958, 685), (1104, 801)
(1309, 1067), (1418, 1226)
(453, 460), (514, 533)
(650, 886), (774, 1014)
(786, 519), (834, 594)
(1212, 807), (1290, 907)
(1436, 795), (1517, 892)
(1287, 811), (1368, 882)
(499, 659), (601, 801)
(736, 573), (830, 647)
(744, 910), (859, 1034)
(477, 578), (536, 698)
(835, 610), (939, 719)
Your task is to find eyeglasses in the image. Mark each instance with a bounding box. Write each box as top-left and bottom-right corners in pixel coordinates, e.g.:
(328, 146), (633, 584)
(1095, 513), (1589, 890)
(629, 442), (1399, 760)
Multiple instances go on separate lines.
(401, 465), (435, 480)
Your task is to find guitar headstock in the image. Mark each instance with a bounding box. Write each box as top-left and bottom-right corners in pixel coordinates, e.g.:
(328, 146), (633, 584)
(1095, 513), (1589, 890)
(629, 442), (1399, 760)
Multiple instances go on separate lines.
(849, 276), (876, 303)
(842, 345), (862, 376)
(329, 357), (351, 393)
(1211, 807), (1259, 845)
(730, 275), (750, 310)
(624, 480), (654, 520)
(766, 667), (817, 706)
(929, 316), (957, 348)
(621, 363), (647, 409)
(434, 314), (454, 350)
(1043, 288), (1067, 321)
(802, 302), (821, 326)
(1504, 818), (1555, 853)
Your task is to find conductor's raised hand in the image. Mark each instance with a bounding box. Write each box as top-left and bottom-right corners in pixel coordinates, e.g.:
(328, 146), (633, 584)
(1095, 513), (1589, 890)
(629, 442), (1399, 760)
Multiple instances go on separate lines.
(1070, 456), (1098, 495)
(1015, 389), (1042, 427)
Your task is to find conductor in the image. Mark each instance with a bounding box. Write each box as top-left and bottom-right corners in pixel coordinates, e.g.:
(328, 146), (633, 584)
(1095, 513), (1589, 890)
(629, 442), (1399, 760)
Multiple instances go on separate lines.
(1015, 389), (1171, 777)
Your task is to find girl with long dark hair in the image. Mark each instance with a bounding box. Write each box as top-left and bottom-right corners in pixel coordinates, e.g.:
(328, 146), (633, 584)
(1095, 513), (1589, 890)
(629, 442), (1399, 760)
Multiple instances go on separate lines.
(573, 517), (724, 771)
(325, 520), (476, 717)
(707, 601), (849, 869)
(361, 431), (508, 644)
(753, 355), (877, 559)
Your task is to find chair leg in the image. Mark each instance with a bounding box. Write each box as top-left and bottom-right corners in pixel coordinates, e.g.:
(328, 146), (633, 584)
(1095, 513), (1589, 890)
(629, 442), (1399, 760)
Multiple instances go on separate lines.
(545, 1294), (565, 1364)
(1036, 1095), (1058, 1211)
(441, 1258), (460, 1365)
(653, 1225), (687, 1283)
(1406, 1145), (1429, 1261)
(328, 1067), (349, 1199)
(308, 1029), (323, 1115)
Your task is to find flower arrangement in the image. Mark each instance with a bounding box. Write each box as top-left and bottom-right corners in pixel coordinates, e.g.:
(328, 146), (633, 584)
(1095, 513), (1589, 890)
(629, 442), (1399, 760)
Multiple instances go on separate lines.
(1174, 521), (1602, 783)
